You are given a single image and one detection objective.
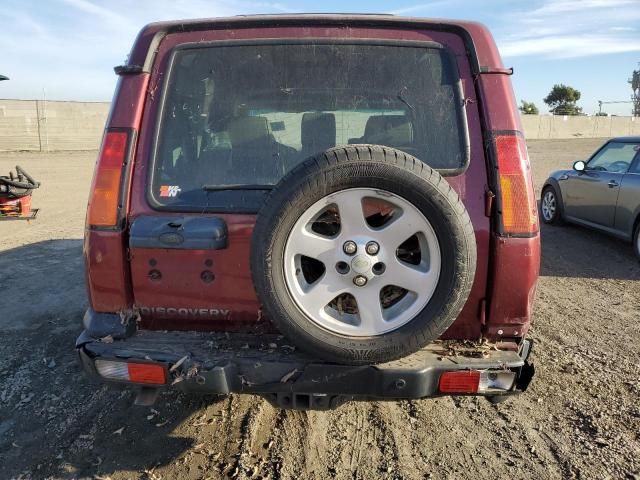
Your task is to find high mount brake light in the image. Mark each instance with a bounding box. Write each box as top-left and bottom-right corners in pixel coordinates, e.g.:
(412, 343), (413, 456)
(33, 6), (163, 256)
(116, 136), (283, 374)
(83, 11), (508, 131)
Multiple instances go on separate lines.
(494, 134), (539, 235)
(87, 130), (129, 227)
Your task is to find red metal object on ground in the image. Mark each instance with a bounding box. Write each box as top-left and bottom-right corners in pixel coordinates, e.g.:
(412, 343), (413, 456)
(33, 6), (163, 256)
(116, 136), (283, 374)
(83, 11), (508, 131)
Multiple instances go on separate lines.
(0, 165), (40, 220)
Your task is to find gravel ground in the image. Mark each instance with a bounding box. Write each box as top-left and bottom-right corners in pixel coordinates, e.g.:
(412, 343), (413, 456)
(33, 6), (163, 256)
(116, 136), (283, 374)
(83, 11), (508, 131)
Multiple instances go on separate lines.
(0, 139), (638, 480)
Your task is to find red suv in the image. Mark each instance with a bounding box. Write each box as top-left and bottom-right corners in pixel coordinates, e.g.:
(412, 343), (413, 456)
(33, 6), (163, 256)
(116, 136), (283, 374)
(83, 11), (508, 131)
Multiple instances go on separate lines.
(78, 14), (539, 409)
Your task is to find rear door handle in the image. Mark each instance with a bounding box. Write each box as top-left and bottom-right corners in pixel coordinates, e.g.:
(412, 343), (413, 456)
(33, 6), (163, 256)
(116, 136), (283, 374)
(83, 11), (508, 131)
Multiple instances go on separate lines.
(608, 180), (619, 188)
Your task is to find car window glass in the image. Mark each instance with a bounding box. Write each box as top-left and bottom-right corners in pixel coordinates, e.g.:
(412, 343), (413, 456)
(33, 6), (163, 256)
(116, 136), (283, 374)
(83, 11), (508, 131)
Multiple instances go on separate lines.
(627, 144), (640, 173)
(587, 142), (639, 173)
(151, 42), (469, 210)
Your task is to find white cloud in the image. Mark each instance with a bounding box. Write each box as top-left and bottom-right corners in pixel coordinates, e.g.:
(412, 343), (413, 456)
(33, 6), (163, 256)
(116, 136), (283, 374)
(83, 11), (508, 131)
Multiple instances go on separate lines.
(609, 26), (636, 32)
(388, 2), (454, 15)
(500, 34), (640, 58)
(59, 0), (136, 30)
(0, 0), (294, 100)
(529, 0), (635, 14)
(497, 0), (640, 58)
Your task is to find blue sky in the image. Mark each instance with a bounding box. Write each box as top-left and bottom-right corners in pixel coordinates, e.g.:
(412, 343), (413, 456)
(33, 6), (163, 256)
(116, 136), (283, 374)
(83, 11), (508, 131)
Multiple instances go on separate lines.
(1, 0), (639, 115)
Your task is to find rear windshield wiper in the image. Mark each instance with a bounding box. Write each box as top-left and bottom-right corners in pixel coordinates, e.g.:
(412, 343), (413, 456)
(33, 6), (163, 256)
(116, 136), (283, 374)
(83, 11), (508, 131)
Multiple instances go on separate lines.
(202, 184), (274, 191)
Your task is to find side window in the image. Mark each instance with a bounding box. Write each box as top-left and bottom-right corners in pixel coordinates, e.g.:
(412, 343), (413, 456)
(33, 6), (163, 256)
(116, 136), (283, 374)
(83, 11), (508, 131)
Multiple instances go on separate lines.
(628, 144), (640, 173)
(587, 142), (639, 173)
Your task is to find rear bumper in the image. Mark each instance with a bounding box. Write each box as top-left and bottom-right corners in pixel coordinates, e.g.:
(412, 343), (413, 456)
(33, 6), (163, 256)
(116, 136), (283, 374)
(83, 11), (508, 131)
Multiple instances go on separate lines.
(77, 327), (534, 410)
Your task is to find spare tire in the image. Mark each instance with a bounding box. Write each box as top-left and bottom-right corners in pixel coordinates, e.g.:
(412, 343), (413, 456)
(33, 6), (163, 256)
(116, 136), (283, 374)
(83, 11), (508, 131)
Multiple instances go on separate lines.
(251, 145), (476, 364)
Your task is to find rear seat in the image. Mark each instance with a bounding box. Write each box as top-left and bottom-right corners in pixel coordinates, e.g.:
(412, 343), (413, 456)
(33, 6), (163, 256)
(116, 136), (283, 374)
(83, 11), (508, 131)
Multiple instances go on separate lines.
(198, 116), (295, 185)
(300, 112), (336, 159)
(349, 115), (413, 149)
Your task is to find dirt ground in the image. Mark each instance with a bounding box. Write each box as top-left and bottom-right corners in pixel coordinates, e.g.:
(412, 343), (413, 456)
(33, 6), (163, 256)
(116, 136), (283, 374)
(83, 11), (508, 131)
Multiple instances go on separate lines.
(0, 138), (638, 480)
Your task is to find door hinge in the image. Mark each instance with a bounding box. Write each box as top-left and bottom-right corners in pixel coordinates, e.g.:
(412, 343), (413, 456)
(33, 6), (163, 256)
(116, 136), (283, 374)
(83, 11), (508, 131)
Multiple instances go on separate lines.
(485, 189), (496, 217)
(479, 298), (487, 326)
(479, 66), (514, 76)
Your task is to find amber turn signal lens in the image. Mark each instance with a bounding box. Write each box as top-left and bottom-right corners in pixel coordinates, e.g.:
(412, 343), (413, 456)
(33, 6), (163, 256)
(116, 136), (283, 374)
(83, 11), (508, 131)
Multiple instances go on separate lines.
(495, 134), (539, 235)
(87, 131), (128, 227)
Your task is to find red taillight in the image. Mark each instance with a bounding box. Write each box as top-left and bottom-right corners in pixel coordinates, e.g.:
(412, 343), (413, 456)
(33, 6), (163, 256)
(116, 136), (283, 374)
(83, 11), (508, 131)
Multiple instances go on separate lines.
(127, 363), (167, 385)
(95, 359), (166, 385)
(87, 130), (128, 227)
(439, 370), (480, 393)
(495, 134), (539, 235)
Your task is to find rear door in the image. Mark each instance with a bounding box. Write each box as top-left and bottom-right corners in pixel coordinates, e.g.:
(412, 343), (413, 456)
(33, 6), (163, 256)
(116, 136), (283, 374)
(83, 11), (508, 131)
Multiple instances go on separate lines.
(564, 141), (634, 227)
(126, 24), (489, 337)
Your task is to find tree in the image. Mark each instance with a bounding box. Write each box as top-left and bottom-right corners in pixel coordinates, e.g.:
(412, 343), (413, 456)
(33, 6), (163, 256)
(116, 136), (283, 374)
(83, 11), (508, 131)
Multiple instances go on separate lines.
(544, 84), (583, 115)
(519, 100), (539, 115)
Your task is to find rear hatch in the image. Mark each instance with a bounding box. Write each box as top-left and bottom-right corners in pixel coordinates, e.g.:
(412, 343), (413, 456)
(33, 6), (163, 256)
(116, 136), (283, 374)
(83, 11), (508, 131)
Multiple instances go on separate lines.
(126, 23), (490, 338)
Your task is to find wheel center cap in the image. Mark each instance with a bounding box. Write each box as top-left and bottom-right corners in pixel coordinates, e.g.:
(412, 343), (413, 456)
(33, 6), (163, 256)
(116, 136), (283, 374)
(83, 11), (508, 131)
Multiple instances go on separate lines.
(351, 255), (371, 274)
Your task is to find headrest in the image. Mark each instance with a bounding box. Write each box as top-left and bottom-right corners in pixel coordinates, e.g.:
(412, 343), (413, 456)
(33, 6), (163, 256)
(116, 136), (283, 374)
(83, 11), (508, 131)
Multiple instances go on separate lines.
(301, 112), (336, 150)
(227, 116), (271, 146)
(363, 115), (413, 146)
(364, 115), (408, 137)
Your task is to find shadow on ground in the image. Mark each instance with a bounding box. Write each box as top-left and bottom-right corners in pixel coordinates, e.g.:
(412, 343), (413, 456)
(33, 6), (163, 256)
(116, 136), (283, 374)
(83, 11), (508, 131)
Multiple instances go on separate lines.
(0, 239), (220, 478)
(539, 222), (639, 280)
(0, 239), (87, 331)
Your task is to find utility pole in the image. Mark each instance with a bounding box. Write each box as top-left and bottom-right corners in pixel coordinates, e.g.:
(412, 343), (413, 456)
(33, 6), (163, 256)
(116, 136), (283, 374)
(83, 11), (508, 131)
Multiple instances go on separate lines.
(631, 63), (640, 117)
(41, 88), (49, 153)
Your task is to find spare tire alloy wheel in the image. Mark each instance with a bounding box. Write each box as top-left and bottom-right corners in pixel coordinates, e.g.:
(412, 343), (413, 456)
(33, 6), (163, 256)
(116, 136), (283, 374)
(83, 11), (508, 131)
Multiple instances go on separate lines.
(284, 188), (441, 337)
(251, 145), (477, 364)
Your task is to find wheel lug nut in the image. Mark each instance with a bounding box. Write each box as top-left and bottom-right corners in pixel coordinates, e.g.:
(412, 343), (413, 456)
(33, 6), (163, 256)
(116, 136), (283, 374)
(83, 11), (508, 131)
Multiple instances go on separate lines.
(353, 275), (367, 287)
(343, 241), (357, 255)
(365, 241), (379, 255)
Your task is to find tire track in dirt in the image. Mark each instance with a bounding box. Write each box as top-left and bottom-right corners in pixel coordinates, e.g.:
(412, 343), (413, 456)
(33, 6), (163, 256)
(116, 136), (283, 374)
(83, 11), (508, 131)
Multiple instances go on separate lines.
(367, 401), (430, 479)
(225, 396), (273, 479)
(235, 402), (408, 480)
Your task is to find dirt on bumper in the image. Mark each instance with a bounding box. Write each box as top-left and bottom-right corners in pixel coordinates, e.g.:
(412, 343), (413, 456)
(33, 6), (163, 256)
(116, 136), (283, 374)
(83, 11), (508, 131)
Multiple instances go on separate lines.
(77, 330), (534, 410)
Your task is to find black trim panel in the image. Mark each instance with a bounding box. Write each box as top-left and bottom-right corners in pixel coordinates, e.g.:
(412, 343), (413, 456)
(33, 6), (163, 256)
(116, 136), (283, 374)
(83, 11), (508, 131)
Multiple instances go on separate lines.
(129, 215), (228, 250)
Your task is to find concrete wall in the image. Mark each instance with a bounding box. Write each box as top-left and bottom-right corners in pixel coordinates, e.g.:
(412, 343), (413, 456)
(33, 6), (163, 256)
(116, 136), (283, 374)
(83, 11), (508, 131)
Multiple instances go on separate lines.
(0, 99), (109, 152)
(1, 99), (640, 151)
(521, 114), (640, 139)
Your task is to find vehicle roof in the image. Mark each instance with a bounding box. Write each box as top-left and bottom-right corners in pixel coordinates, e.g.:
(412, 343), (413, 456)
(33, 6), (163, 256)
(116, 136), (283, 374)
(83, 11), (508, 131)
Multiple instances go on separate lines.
(609, 136), (640, 142)
(125, 14), (502, 74)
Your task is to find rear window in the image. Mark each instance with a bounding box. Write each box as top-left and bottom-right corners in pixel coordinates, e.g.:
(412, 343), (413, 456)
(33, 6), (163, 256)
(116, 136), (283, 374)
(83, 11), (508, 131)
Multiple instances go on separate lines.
(151, 41), (469, 211)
